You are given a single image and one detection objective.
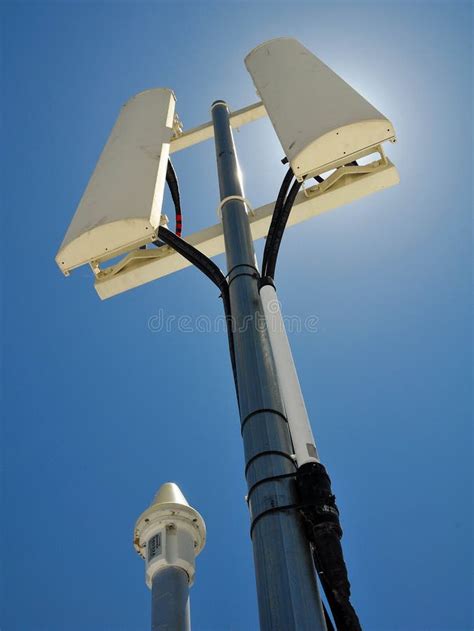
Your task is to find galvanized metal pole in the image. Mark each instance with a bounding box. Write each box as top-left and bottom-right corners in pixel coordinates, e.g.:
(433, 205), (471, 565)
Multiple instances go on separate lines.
(151, 567), (190, 631)
(211, 100), (327, 631)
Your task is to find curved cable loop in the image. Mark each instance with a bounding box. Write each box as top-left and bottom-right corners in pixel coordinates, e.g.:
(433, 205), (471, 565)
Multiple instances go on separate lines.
(262, 167), (294, 277)
(157, 226), (239, 405)
(263, 176), (301, 280)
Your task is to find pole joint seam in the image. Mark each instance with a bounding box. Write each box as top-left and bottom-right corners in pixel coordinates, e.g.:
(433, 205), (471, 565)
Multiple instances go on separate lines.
(240, 407), (288, 435)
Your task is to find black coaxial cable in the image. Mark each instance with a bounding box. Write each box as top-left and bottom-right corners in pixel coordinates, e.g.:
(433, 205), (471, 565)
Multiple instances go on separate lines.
(166, 159), (183, 237)
(263, 175), (301, 280)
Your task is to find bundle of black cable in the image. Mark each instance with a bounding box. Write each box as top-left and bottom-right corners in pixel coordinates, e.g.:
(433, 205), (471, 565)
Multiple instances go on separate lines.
(296, 462), (362, 631)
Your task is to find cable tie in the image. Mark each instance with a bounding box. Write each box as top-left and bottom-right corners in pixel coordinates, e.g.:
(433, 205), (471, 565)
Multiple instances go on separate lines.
(225, 263), (259, 280)
(250, 500), (336, 538)
(240, 408), (288, 435)
(227, 271), (258, 288)
(217, 195), (255, 218)
(245, 450), (296, 477)
(246, 471), (297, 505)
(250, 502), (299, 538)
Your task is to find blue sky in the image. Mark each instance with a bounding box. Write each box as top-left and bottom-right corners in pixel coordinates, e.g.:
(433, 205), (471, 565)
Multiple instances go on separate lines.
(1, 1), (472, 630)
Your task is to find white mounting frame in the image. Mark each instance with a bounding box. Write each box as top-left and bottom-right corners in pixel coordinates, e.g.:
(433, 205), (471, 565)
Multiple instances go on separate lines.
(95, 149), (399, 299)
(169, 101), (267, 154)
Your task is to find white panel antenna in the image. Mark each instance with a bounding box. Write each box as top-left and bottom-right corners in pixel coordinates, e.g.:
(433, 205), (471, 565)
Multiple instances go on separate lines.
(55, 40), (399, 298)
(245, 38), (396, 180)
(95, 154), (399, 299)
(55, 88), (176, 275)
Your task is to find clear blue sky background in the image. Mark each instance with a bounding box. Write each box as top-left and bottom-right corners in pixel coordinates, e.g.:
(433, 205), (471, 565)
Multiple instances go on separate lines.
(1, 2), (472, 630)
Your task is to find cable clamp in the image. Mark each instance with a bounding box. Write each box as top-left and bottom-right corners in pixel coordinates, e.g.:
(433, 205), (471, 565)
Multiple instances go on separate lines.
(258, 275), (276, 290)
(217, 195), (255, 218)
(250, 499), (340, 538)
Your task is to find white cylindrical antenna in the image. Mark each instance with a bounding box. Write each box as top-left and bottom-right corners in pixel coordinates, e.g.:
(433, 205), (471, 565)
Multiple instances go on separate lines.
(134, 483), (206, 631)
(260, 283), (319, 466)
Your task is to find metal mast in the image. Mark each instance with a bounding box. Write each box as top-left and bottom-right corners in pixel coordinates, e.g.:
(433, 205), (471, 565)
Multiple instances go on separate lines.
(211, 100), (327, 631)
